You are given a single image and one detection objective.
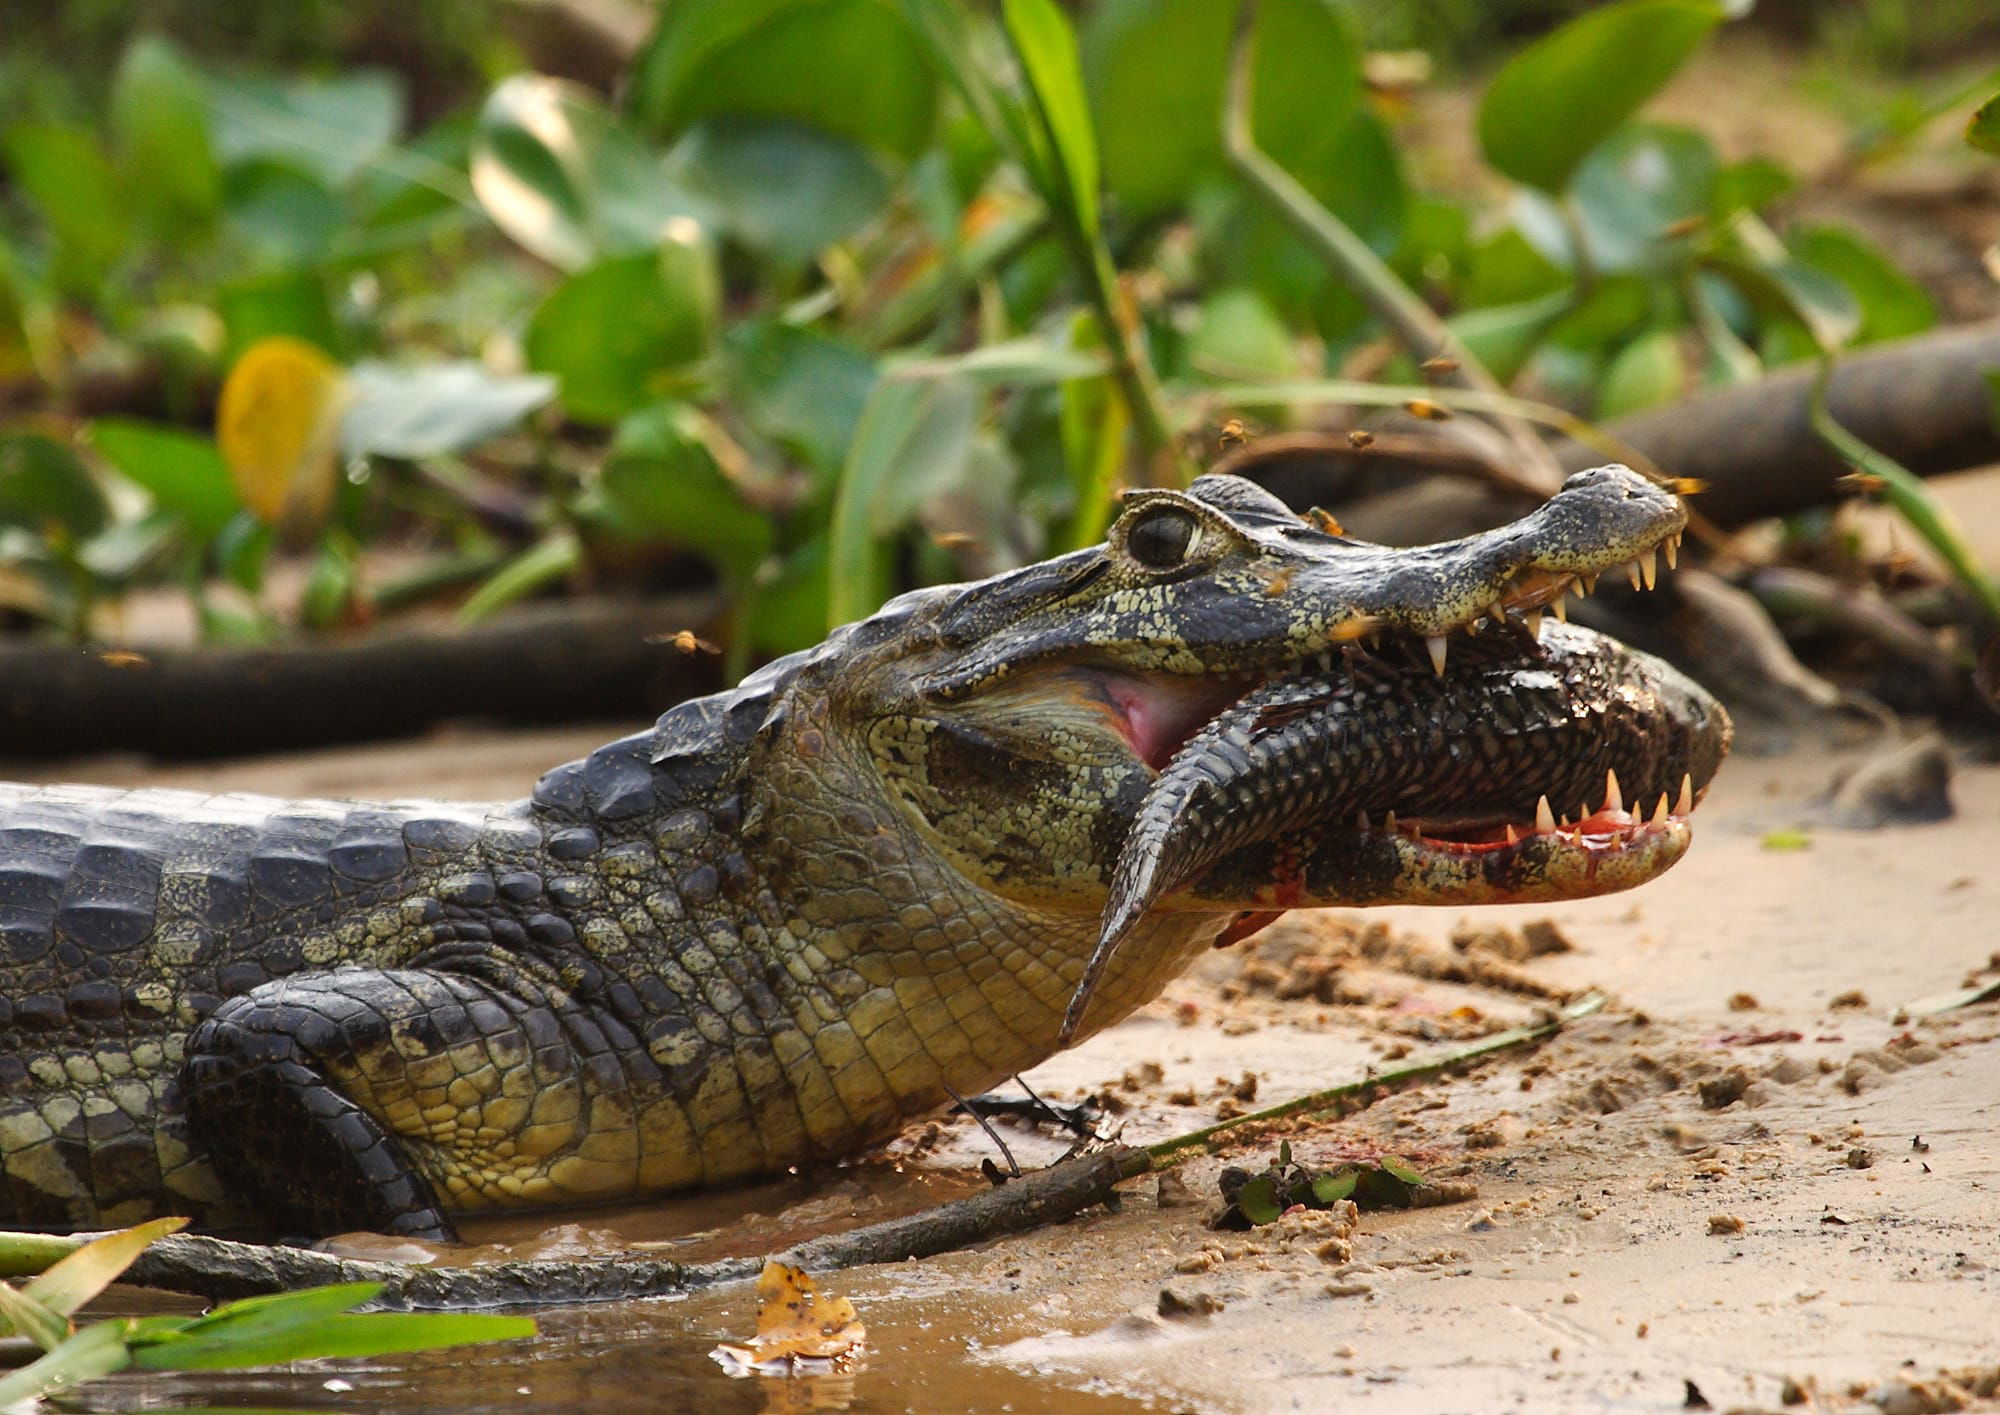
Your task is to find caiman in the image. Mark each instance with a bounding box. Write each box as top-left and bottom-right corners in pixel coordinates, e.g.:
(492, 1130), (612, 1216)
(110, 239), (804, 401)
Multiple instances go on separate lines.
(0, 466), (1728, 1241)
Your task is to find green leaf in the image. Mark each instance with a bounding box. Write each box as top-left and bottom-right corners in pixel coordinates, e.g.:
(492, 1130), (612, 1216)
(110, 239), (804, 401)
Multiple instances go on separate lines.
(88, 420), (240, 542)
(671, 117), (892, 268)
(1760, 827), (1812, 852)
(1310, 1169), (1357, 1204)
(1003, 0), (1100, 239)
(155, 1282), (377, 1344)
(525, 240), (719, 424)
(0, 433), (109, 539)
(110, 35), (221, 233)
(22, 1218), (186, 1321)
(1187, 287), (1299, 382)
(472, 74), (707, 272)
(1968, 92), (2000, 157)
(2, 124), (128, 284)
(223, 160), (344, 269)
(724, 319), (879, 480)
(1518, 123), (1715, 276)
(1235, 1174), (1283, 1225)
(133, 1309), (532, 1370)
(0, 1280), (70, 1351)
(827, 374), (979, 627)
(206, 70), (404, 189)
(1711, 156), (1794, 222)
(217, 267), (341, 364)
(748, 536), (833, 657)
(1596, 329), (1686, 419)
(894, 336), (1110, 388)
(300, 533), (360, 630)
(0, 1312), (132, 1406)
(1378, 1155), (1423, 1186)
(1084, 0), (1360, 218)
(457, 530), (580, 624)
(1478, 0), (1728, 194)
(1708, 253), (1861, 356)
(630, 0), (937, 163)
(1788, 226), (1934, 345)
(341, 363), (556, 459)
(1059, 309), (1128, 549)
(1448, 292), (1571, 385)
(591, 402), (772, 580)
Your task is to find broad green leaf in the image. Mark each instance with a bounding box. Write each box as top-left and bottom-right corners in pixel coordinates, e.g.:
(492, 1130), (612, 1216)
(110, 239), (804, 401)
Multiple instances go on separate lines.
(1596, 329), (1686, 419)
(155, 1282), (376, 1343)
(0, 1312), (132, 1406)
(79, 510), (183, 584)
(206, 70), (404, 188)
(671, 117), (892, 268)
(725, 319), (880, 480)
(89, 420), (240, 542)
(1788, 226), (1934, 345)
(22, 1218), (186, 1321)
(131, 1285), (531, 1371)
(1448, 291), (1572, 384)
(1235, 1174), (1283, 1225)
(1709, 253), (1860, 356)
(341, 363), (556, 459)
(1186, 287), (1300, 382)
(1311, 1170), (1358, 1204)
(2, 125), (128, 283)
(1518, 124), (1715, 276)
(1478, 0), (1727, 194)
(1711, 156), (1794, 222)
(827, 374), (979, 627)
(216, 336), (349, 541)
(472, 75), (707, 272)
(591, 402), (772, 580)
(1003, 0), (1100, 239)
(1464, 227), (1570, 309)
(458, 530), (580, 624)
(0, 433), (108, 538)
(1969, 92), (2000, 156)
(110, 36), (220, 232)
(222, 160), (343, 269)
(748, 536), (833, 657)
(1084, 0), (1359, 218)
(216, 267), (341, 364)
(525, 239), (718, 424)
(1378, 1155), (1423, 1185)
(630, 0), (937, 162)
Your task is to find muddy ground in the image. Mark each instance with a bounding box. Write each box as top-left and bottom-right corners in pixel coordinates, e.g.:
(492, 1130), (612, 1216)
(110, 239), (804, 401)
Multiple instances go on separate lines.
(22, 702), (1997, 1415)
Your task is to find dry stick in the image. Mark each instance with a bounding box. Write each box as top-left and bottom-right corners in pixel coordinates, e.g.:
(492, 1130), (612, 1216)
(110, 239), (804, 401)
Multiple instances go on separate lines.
(1219, 0), (1564, 500)
(0, 1148), (1148, 1312)
(0, 997), (1604, 1309)
(1144, 993), (1608, 1168)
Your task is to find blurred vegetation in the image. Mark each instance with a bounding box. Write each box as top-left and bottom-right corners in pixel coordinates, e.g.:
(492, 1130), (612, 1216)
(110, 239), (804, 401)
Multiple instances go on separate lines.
(0, 0), (1994, 673)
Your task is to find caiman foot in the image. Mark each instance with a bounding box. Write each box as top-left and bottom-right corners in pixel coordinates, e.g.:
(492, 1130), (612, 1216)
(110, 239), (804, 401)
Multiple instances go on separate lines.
(183, 971), (477, 1242)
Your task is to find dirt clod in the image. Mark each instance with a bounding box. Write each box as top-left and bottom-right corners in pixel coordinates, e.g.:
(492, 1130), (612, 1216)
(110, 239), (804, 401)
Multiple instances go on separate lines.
(1699, 1067), (1751, 1110)
(1708, 1213), (1746, 1235)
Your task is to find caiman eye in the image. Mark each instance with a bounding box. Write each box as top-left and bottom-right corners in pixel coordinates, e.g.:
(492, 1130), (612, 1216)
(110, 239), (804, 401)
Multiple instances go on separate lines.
(1124, 505), (1198, 569)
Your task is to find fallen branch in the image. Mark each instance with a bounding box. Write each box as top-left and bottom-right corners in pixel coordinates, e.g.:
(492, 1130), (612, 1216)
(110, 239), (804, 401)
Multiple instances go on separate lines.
(0, 1147), (1145, 1311)
(1144, 992), (1608, 1168)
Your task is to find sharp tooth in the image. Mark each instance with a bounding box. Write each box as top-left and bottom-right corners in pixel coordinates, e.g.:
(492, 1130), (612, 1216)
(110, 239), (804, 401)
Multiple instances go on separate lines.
(1535, 795), (1555, 832)
(1676, 772), (1694, 814)
(1559, 811), (1572, 828)
(1504, 823), (1519, 844)
(1383, 809), (1398, 835)
(1664, 534), (1679, 570)
(1581, 572), (1599, 595)
(1652, 793), (1670, 826)
(1604, 768), (1622, 813)
(1489, 601), (1508, 624)
(1551, 592), (1568, 623)
(1356, 809), (1371, 832)
(1639, 547), (1657, 591)
(1426, 635), (1448, 676)
(1524, 610), (1543, 639)
(1625, 560), (1643, 591)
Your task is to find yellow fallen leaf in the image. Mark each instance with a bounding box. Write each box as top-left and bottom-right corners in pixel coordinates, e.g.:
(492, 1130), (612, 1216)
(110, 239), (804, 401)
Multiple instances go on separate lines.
(216, 336), (348, 543)
(710, 1260), (865, 1377)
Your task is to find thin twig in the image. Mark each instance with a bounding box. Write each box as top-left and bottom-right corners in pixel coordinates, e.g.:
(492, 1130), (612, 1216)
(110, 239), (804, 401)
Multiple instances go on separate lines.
(0, 1149), (1146, 1311)
(1220, 1), (1564, 498)
(944, 1080), (1023, 1179)
(1144, 993), (1607, 1168)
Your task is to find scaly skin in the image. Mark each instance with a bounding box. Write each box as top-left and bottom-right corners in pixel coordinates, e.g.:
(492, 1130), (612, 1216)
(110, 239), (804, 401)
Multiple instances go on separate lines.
(0, 467), (1728, 1239)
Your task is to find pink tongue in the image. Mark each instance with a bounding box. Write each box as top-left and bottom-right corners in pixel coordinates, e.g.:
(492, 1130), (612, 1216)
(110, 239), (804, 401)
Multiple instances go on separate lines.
(1103, 675), (1246, 770)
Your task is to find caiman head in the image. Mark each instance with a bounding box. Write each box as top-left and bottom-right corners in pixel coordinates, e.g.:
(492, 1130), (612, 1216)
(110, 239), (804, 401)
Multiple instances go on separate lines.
(816, 465), (1729, 1042)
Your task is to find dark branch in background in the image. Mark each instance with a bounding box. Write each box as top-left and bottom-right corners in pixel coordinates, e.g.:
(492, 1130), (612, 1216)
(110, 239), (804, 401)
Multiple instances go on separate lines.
(0, 593), (723, 761)
(1220, 0), (1564, 500)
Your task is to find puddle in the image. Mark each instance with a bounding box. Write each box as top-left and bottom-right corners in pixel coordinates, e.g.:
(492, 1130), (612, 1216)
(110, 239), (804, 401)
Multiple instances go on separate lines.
(66, 1279), (1175, 1414)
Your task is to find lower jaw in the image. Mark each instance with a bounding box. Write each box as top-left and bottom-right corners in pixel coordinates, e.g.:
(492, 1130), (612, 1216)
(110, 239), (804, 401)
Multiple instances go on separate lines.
(1176, 815), (1695, 911)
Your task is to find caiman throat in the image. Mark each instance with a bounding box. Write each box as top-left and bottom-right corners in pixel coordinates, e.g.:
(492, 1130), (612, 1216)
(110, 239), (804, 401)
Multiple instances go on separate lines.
(0, 466), (1728, 1240)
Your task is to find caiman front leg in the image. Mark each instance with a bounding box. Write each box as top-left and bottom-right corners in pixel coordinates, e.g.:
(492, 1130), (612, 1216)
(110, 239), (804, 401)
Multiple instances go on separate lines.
(183, 967), (613, 1241)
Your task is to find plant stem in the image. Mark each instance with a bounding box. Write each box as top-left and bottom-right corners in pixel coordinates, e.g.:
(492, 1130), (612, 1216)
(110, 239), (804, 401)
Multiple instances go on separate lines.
(1144, 993), (1607, 1168)
(1221, 0), (1564, 497)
